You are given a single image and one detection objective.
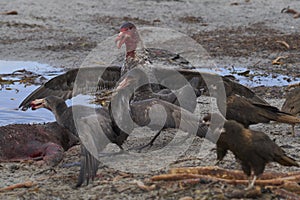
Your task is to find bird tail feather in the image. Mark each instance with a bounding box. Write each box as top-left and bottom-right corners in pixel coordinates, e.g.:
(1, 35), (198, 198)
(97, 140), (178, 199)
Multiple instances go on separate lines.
(276, 155), (299, 167)
(76, 145), (99, 187)
(275, 113), (300, 124)
(253, 103), (300, 124)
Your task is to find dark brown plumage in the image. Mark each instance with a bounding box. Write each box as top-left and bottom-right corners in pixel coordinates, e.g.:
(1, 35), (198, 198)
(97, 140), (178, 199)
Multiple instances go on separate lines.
(19, 66), (121, 111)
(116, 69), (199, 113)
(110, 68), (209, 148)
(281, 87), (300, 136)
(224, 94), (300, 129)
(204, 114), (299, 189)
(153, 68), (267, 103)
(30, 96), (128, 187)
(131, 99), (208, 138)
(203, 93), (300, 132)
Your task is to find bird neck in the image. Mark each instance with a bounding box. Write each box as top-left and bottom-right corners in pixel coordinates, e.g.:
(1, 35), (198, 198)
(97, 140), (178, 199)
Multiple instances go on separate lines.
(122, 49), (151, 77)
(109, 89), (133, 134)
(122, 33), (150, 75)
(222, 121), (246, 144)
(126, 50), (136, 60)
(52, 101), (68, 124)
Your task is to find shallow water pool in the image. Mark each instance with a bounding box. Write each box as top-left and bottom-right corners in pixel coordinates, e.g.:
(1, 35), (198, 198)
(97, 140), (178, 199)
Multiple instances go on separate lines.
(197, 66), (300, 87)
(0, 61), (63, 126)
(1, 61), (299, 126)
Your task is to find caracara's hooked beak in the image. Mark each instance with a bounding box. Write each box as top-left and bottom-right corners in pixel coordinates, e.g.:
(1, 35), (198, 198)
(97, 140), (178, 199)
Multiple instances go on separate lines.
(30, 98), (46, 110)
(115, 30), (131, 49)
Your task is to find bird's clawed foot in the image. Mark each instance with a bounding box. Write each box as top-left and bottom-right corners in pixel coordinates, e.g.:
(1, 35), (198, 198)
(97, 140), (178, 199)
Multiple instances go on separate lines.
(245, 175), (257, 190)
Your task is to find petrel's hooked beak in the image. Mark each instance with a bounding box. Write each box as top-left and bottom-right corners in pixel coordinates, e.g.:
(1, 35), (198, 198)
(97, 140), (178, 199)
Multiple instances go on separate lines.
(30, 98), (45, 110)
